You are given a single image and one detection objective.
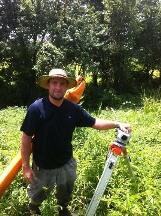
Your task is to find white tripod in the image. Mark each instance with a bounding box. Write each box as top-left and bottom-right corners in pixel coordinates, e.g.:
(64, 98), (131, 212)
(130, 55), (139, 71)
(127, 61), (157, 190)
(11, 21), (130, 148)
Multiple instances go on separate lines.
(85, 129), (131, 216)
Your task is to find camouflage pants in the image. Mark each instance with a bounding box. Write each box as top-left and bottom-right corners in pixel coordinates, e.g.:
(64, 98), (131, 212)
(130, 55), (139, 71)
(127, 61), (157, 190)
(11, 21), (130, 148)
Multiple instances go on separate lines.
(27, 158), (77, 207)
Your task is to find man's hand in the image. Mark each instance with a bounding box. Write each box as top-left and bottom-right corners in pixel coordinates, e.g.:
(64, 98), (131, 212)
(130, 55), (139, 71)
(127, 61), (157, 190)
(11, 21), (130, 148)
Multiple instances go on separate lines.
(117, 122), (131, 134)
(22, 166), (36, 183)
(76, 76), (84, 85)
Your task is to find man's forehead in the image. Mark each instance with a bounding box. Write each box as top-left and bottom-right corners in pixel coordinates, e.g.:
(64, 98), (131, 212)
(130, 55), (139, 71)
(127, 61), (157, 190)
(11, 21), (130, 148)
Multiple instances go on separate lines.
(49, 77), (68, 83)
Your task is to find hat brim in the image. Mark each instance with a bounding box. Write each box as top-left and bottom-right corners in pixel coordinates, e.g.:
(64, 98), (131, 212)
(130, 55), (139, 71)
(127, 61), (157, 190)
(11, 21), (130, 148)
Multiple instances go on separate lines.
(37, 75), (77, 89)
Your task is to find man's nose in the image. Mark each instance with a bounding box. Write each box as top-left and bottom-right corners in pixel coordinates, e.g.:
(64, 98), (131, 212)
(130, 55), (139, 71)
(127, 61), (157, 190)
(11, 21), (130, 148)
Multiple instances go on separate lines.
(55, 83), (62, 90)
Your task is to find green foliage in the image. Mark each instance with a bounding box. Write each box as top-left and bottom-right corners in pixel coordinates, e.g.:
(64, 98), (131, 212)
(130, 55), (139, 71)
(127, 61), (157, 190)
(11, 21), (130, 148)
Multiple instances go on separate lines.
(0, 107), (25, 173)
(83, 83), (142, 110)
(135, 0), (161, 72)
(0, 92), (161, 215)
(0, 0), (161, 107)
(34, 42), (64, 77)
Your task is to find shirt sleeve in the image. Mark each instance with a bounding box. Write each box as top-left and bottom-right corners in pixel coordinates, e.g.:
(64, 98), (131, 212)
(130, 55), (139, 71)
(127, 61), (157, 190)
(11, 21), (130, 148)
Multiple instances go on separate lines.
(20, 103), (40, 136)
(75, 105), (96, 127)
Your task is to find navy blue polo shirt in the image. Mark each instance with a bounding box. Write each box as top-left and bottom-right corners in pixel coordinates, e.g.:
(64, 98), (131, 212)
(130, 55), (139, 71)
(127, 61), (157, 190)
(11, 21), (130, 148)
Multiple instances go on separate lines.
(20, 97), (95, 169)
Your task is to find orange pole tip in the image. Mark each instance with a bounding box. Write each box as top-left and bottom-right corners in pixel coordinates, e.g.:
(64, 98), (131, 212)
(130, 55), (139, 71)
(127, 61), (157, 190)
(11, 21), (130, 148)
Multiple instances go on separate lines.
(64, 79), (86, 104)
(0, 152), (22, 198)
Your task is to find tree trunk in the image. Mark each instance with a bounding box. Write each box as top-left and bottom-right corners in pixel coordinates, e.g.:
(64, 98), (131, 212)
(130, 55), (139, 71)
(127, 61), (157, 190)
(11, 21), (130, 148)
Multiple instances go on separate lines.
(111, 53), (127, 92)
(92, 71), (98, 87)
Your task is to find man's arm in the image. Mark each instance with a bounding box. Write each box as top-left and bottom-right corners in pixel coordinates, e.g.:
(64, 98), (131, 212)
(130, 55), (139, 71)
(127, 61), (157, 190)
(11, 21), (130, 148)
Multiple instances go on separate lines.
(92, 119), (131, 133)
(21, 132), (35, 183)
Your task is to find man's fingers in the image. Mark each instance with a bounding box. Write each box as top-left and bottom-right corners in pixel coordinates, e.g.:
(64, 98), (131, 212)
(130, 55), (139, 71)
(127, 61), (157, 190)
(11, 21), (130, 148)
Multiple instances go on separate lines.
(23, 168), (36, 183)
(119, 123), (131, 134)
(25, 173), (33, 183)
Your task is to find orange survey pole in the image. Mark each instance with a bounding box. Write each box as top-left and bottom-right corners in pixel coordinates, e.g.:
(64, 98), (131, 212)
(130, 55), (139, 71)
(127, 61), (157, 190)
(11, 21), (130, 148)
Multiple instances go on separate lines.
(0, 76), (86, 198)
(64, 76), (86, 103)
(0, 152), (22, 198)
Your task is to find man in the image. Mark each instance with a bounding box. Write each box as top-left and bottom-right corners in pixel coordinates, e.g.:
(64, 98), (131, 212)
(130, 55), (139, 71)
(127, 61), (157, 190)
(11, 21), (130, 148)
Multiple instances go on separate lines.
(20, 68), (131, 216)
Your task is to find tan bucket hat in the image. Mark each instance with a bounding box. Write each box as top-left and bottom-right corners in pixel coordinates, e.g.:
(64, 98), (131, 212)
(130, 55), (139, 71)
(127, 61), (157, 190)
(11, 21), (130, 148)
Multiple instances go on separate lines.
(37, 68), (77, 89)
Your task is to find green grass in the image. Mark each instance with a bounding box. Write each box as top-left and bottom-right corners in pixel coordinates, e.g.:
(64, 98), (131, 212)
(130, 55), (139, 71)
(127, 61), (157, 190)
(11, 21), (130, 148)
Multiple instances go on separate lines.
(0, 91), (161, 215)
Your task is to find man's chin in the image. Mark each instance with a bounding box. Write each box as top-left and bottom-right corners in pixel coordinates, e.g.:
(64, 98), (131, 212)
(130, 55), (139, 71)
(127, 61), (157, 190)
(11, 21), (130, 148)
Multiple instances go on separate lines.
(53, 97), (64, 101)
(50, 95), (64, 101)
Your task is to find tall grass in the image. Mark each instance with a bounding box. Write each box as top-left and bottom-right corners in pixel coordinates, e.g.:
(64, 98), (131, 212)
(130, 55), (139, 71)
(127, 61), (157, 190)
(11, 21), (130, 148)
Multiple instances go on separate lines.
(0, 91), (161, 215)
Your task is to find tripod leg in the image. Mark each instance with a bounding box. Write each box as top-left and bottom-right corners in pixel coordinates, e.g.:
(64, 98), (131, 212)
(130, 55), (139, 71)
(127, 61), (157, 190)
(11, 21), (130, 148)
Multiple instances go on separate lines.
(122, 149), (134, 179)
(85, 152), (118, 216)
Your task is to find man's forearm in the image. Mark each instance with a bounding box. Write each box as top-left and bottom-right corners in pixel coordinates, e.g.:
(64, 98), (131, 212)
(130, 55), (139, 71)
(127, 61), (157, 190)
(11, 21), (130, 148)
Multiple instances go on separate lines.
(92, 119), (131, 133)
(92, 119), (119, 130)
(21, 133), (32, 168)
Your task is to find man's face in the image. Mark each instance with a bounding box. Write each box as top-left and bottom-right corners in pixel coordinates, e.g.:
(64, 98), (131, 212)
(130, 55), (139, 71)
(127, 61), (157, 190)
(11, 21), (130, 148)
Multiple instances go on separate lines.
(48, 77), (68, 100)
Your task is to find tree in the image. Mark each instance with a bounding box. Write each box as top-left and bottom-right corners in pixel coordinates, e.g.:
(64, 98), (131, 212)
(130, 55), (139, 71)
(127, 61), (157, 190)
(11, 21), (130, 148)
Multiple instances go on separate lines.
(135, 0), (161, 86)
(103, 0), (138, 91)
